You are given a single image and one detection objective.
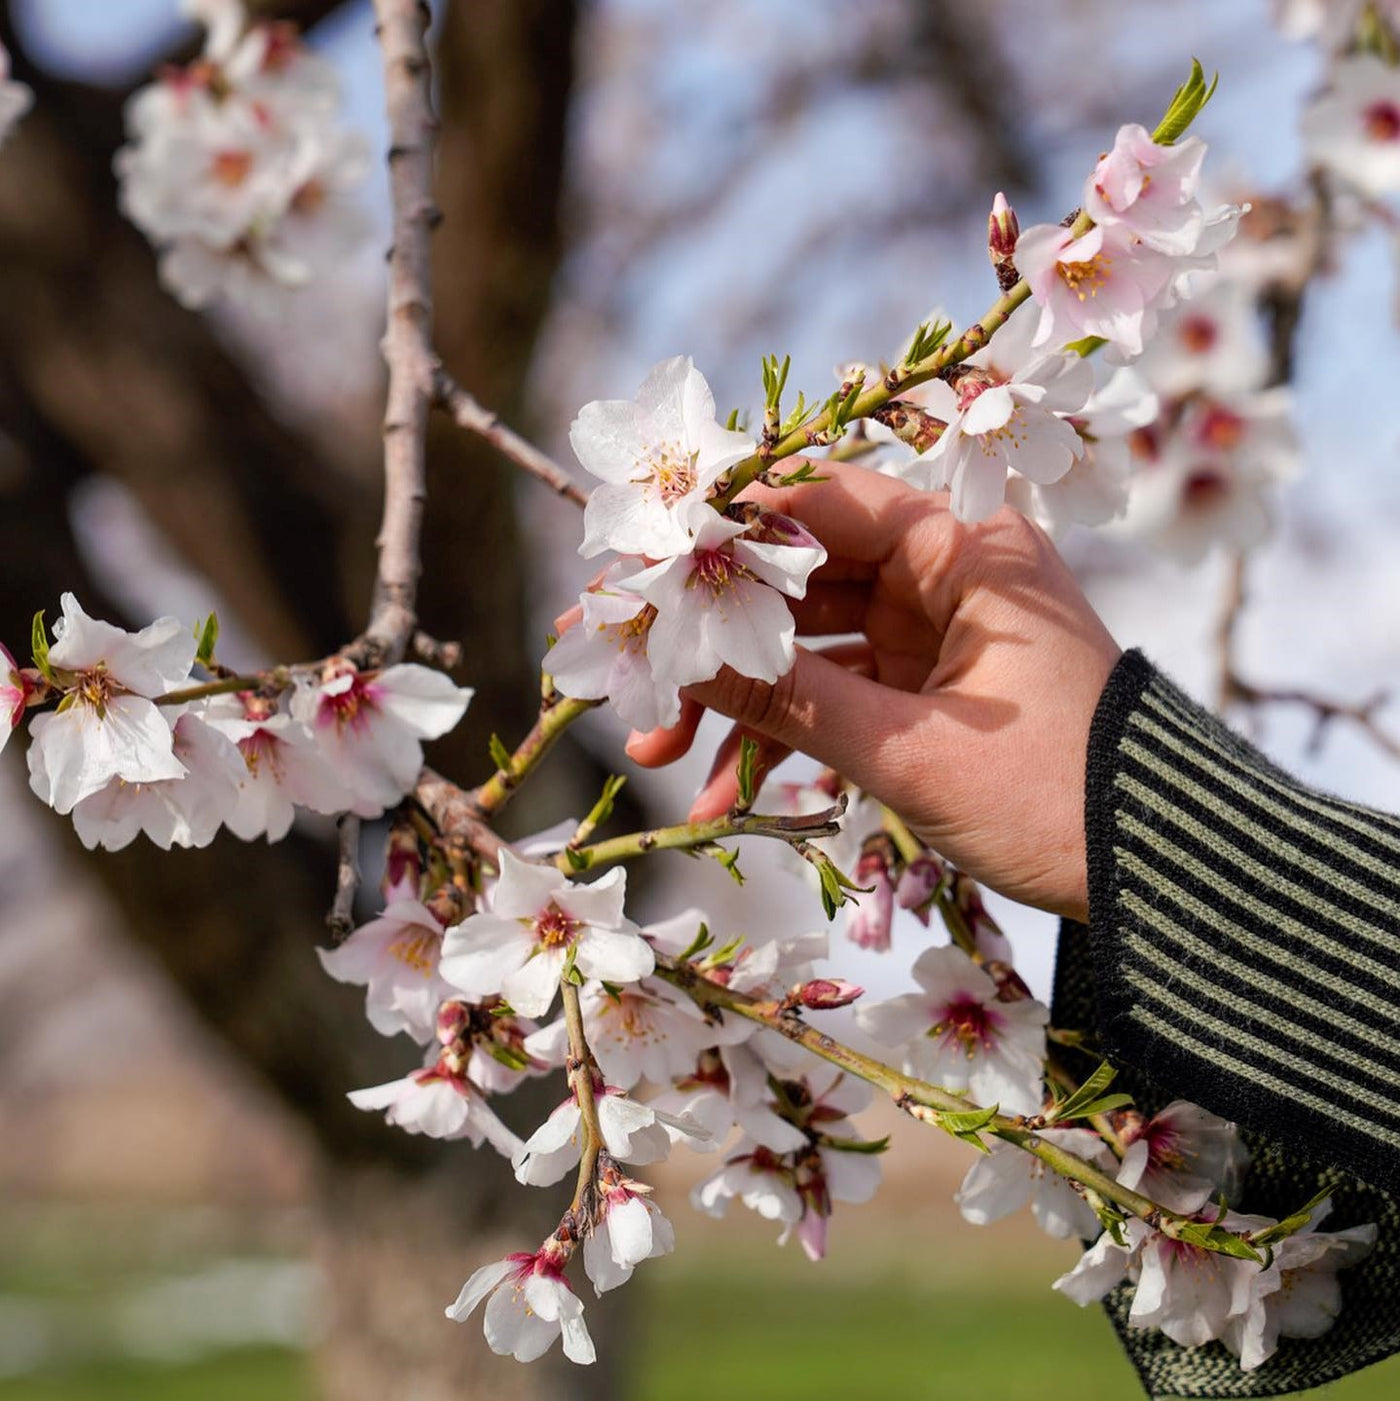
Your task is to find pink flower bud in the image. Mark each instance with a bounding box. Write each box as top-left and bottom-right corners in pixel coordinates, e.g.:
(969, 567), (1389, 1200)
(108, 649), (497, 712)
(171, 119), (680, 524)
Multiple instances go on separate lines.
(847, 850), (895, 952)
(895, 854), (944, 924)
(798, 978), (865, 1010)
(435, 998), (471, 1046)
(988, 191), (1020, 290)
(382, 824), (424, 903)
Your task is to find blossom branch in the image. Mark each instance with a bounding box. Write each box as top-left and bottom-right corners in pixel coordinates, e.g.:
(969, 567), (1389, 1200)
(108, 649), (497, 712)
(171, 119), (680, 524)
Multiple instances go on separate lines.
(434, 368), (588, 509)
(364, 0), (440, 665)
(327, 816), (362, 940)
(153, 671), (283, 705)
(653, 952), (1260, 1259)
(558, 800), (846, 873)
(473, 696), (601, 818)
(560, 977), (606, 1218)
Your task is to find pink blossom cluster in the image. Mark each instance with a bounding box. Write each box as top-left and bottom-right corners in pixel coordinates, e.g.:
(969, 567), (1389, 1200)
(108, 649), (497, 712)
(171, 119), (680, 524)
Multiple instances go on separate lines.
(546, 355), (826, 730)
(115, 0), (369, 311)
(10, 593), (470, 850)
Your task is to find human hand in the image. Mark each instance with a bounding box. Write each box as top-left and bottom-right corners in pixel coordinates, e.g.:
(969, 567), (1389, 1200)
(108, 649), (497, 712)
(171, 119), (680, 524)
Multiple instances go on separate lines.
(620, 461), (1121, 923)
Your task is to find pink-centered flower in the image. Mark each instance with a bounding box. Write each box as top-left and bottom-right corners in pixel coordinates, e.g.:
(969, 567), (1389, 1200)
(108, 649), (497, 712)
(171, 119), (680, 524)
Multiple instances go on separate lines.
(855, 944), (1048, 1115)
(446, 1242), (595, 1366)
(318, 899), (459, 1043)
(291, 660), (472, 817)
(68, 708), (245, 852)
(203, 693), (351, 841)
(1133, 273), (1268, 398)
(547, 563), (681, 731)
(1116, 1100), (1251, 1213)
(348, 1054), (522, 1156)
(583, 1176), (676, 1295)
(26, 594), (195, 815)
(1016, 220), (1176, 357)
(617, 509), (824, 689)
(1, 641), (33, 755)
(439, 850), (653, 1019)
(1084, 124), (1207, 255)
(912, 322), (1094, 523)
(571, 355), (755, 559)
(1302, 54), (1400, 198)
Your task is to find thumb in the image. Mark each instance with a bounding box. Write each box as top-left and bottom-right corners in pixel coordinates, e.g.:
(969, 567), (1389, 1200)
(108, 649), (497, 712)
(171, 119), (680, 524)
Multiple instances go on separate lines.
(684, 648), (928, 799)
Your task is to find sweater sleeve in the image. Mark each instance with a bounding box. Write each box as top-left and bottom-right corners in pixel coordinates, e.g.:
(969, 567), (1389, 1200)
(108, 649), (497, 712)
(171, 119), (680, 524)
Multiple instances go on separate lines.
(1083, 648), (1400, 1195)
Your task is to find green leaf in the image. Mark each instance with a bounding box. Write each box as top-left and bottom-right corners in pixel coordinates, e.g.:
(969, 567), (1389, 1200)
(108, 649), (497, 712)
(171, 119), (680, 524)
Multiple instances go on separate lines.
(1064, 335), (1108, 357)
(562, 846), (590, 872)
(705, 844), (745, 886)
(818, 1134), (890, 1155)
(725, 407), (742, 432)
(761, 352), (791, 410)
(31, 610), (53, 682)
(488, 733), (513, 774)
(676, 921), (714, 962)
(1046, 1061), (1132, 1123)
(1151, 58), (1219, 145)
(902, 318), (953, 368)
(735, 736), (760, 812)
(775, 461), (828, 488)
(779, 391), (814, 438)
(1249, 1185), (1335, 1248)
(195, 612), (220, 668)
(486, 1041), (533, 1072)
(939, 1103), (999, 1136)
(808, 848), (866, 920)
(706, 935), (747, 966)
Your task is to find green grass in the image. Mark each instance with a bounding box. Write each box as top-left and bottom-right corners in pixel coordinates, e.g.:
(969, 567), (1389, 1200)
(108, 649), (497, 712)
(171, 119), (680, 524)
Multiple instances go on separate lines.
(0, 1348), (306, 1401)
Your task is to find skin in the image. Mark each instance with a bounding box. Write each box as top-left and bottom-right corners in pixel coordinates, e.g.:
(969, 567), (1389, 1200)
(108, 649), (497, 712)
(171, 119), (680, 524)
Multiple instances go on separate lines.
(607, 461), (1122, 924)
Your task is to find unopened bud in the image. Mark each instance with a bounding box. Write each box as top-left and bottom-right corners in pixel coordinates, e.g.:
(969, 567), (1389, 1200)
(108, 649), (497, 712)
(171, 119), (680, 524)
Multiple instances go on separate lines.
(871, 401), (947, 454)
(382, 824), (423, 903)
(895, 853), (944, 925)
(435, 998), (471, 1046)
(798, 978), (865, 1010)
(987, 191), (1020, 290)
(847, 847), (895, 952)
(426, 883), (469, 927)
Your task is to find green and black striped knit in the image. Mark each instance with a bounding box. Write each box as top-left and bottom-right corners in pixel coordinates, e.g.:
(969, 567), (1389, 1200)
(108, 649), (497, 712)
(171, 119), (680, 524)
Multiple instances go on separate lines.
(1053, 649), (1400, 1399)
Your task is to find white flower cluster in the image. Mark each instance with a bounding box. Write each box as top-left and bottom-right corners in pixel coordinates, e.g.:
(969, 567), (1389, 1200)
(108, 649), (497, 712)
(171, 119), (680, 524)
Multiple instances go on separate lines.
(547, 355), (826, 730)
(0, 39), (32, 148)
(16, 593), (470, 851)
(115, 0), (369, 311)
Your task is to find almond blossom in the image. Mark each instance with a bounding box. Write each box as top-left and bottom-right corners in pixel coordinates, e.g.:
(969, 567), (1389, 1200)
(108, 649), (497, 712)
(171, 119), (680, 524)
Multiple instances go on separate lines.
(855, 944), (1048, 1115)
(571, 355), (755, 559)
(445, 1243), (595, 1366)
(202, 694), (350, 841)
(616, 509), (825, 688)
(583, 1174), (676, 1294)
(27, 594), (195, 816)
(692, 1141), (803, 1229)
(1084, 124), (1208, 255)
(439, 850), (652, 1019)
(0, 39), (32, 147)
(845, 845), (896, 951)
(512, 1084), (706, 1186)
(290, 661), (472, 817)
(547, 564), (680, 731)
(1223, 1205), (1377, 1370)
(1132, 274), (1268, 397)
(318, 898), (459, 1043)
(1016, 220), (1177, 357)
(647, 1042), (791, 1153)
(955, 1127), (1117, 1240)
(909, 324), (1094, 523)
(348, 1055), (522, 1156)
(1116, 1100), (1251, 1213)
(69, 709), (245, 852)
(1302, 54), (1400, 197)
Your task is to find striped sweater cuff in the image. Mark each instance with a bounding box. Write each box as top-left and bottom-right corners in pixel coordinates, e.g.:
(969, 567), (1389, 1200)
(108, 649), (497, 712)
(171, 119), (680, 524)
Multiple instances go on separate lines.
(1085, 650), (1400, 1195)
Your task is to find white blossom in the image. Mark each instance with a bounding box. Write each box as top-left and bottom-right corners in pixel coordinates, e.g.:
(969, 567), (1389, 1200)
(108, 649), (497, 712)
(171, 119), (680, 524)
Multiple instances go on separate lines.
(583, 1179), (675, 1294)
(348, 1059), (522, 1156)
(446, 1246), (595, 1366)
(439, 850), (652, 1019)
(692, 1141), (803, 1227)
(1116, 1100), (1251, 1214)
(318, 899), (457, 1043)
(512, 1086), (707, 1186)
(617, 509), (825, 689)
(571, 356), (755, 559)
(1302, 54), (1400, 197)
(1133, 274), (1268, 398)
(547, 564), (680, 732)
(956, 1127), (1117, 1240)
(1084, 124), (1207, 255)
(69, 709), (244, 852)
(855, 944), (1048, 1116)
(27, 594), (195, 815)
(290, 661), (472, 817)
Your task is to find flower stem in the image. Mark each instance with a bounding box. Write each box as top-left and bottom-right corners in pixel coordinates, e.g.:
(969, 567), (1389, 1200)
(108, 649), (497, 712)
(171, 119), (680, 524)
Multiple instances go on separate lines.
(154, 672), (281, 706)
(474, 696), (600, 818)
(653, 952), (1256, 1257)
(558, 802), (845, 872)
(561, 976), (605, 1219)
